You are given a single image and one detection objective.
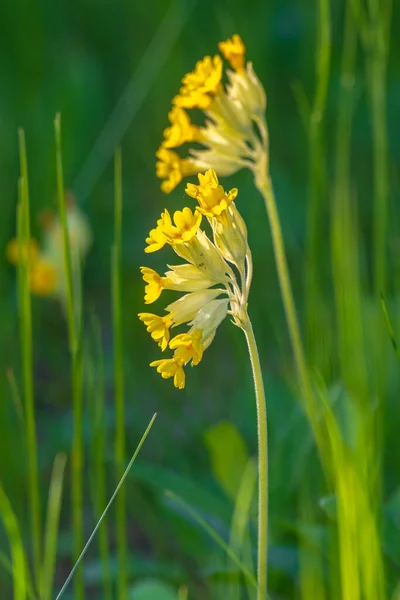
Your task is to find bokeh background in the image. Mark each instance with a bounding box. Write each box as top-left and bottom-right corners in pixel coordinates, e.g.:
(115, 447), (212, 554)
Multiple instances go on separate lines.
(1, 0), (400, 598)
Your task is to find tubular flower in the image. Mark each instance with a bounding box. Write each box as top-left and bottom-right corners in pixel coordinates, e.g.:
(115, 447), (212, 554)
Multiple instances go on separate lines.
(185, 169), (238, 220)
(139, 171), (253, 389)
(156, 34), (267, 192)
(162, 107), (200, 149)
(6, 196), (92, 305)
(138, 312), (174, 351)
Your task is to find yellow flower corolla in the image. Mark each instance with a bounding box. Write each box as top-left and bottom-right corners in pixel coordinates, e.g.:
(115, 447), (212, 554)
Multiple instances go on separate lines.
(6, 238), (40, 266)
(138, 312), (174, 351)
(149, 357), (186, 389)
(185, 169), (238, 220)
(162, 107), (200, 149)
(161, 207), (202, 245)
(156, 147), (198, 194)
(219, 34), (246, 72)
(29, 257), (58, 296)
(173, 55), (223, 110)
(169, 329), (203, 365)
(145, 224), (167, 254)
(140, 266), (168, 304)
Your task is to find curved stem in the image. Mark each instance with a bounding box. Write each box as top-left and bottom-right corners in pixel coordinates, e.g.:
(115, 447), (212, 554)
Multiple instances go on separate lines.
(254, 170), (315, 421)
(242, 316), (268, 600)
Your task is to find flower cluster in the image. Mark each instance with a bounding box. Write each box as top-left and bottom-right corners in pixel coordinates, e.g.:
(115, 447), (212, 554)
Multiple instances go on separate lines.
(7, 193), (92, 302)
(139, 169), (252, 389)
(156, 34), (267, 193)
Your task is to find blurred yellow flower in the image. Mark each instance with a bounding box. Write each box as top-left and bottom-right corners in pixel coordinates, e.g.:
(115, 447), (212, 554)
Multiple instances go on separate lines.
(173, 55), (223, 109)
(156, 147), (198, 194)
(29, 257), (58, 297)
(218, 34), (246, 72)
(6, 238), (39, 266)
(162, 107), (200, 149)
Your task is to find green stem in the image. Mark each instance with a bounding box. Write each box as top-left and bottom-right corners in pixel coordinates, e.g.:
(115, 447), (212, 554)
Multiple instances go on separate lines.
(17, 130), (42, 590)
(112, 147), (127, 599)
(254, 172), (314, 413)
(242, 317), (268, 600)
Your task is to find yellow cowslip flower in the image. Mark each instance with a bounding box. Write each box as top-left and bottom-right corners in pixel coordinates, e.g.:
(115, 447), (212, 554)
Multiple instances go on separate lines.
(145, 224), (167, 253)
(138, 312), (174, 351)
(219, 34), (246, 73)
(6, 238), (40, 266)
(169, 329), (203, 365)
(156, 34), (267, 193)
(160, 207), (202, 245)
(185, 169), (238, 220)
(149, 357), (186, 389)
(139, 169), (253, 389)
(29, 256), (58, 297)
(162, 107), (200, 149)
(156, 147), (199, 194)
(173, 55), (223, 110)
(141, 266), (169, 304)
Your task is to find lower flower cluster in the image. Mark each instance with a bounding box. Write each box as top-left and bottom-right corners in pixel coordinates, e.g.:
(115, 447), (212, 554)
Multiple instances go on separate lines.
(138, 169), (252, 389)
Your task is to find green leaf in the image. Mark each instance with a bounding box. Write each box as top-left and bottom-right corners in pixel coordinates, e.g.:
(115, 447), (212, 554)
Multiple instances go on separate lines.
(128, 578), (178, 600)
(204, 421), (249, 500)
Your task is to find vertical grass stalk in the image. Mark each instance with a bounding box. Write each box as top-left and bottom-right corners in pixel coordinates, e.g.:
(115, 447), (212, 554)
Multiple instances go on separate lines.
(54, 114), (84, 600)
(112, 147), (127, 599)
(241, 317), (268, 600)
(17, 130), (42, 590)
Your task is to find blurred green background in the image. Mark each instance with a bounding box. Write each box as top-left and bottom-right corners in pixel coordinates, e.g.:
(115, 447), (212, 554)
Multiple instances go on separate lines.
(1, 0), (400, 598)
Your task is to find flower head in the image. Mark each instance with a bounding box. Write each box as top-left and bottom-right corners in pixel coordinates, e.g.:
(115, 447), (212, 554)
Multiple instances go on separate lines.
(162, 107), (200, 149)
(138, 312), (174, 351)
(173, 55), (223, 110)
(156, 34), (267, 192)
(219, 34), (246, 73)
(139, 170), (252, 389)
(185, 169), (238, 220)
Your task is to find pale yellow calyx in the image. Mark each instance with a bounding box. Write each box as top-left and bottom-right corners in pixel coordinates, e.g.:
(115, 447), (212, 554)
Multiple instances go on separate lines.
(166, 288), (224, 326)
(173, 55), (223, 110)
(160, 207), (202, 245)
(138, 312), (174, 351)
(169, 329), (204, 366)
(140, 266), (168, 304)
(219, 34), (246, 73)
(29, 257), (58, 297)
(6, 238), (40, 266)
(162, 107), (200, 149)
(156, 147), (198, 193)
(185, 169), (238, 219)
(150, 357), (186, 389)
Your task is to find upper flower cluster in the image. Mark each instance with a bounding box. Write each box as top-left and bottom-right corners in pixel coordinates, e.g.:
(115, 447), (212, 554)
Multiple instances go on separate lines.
(156, 34), (267, 194)
(139, 169), (252, 389)
(7, 193), (92, 302)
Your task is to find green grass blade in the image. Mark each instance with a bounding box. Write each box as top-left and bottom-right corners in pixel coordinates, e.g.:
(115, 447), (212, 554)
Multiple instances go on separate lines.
(0, 483), (27, 600)
(54, 113), (85, 600)
(54, 413), (157, 600)
(17, 129), (42, 590)
(112, 146), (127, 600)
(40, 453), (67, 600)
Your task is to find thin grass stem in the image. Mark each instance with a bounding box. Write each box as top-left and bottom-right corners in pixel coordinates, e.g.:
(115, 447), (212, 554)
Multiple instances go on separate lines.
(112, 147), (127, 599)
(17, 130), (42, 590)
